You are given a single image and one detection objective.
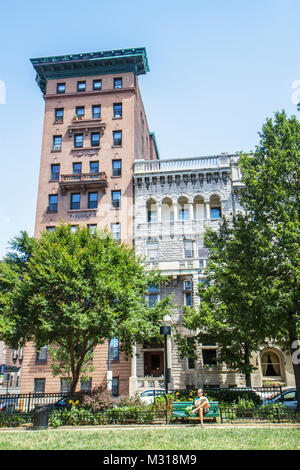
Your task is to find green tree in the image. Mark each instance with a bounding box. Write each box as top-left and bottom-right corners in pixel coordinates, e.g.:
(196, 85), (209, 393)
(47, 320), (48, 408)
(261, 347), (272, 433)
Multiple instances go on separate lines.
(178, 215), (272, 386)
(180, 111), (300, 398)
(0, 225), (171, 394)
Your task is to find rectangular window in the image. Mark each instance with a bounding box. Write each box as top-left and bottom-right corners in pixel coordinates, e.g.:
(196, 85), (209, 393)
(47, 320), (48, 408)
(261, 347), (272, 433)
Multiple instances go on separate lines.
(70, 225), (78, 233)
(113, 77), (122, 89)
(36, 346), (48, 364)
(50, 164), (60, 181)
(90, 161), (99, 174)
(55, 108), (64, 122)
(60, 379), (71, 393)
(88, 192), (98, 209)
(72, 162), (82, 175)
(112, 377), (119, 397)
(184, 292), (192, 307)
(46, 226), (55, 232)
(184, 280), (192, 291)
(75, 106), (85, 119)
(147, 241), (158, 260)
(56, 83), (66, 94)
(111, 190), (121, 208)
(92, 105), (101, 119)
(53, 135), (62, 151)
(109, 338), (119, 361)
(111, 223), (121, 242)
(187, 338), (195, 370)
(77, 81), (86, 92)
(74, 133), (83, 148)
(112, 159), (122, 177)
(113, 130), (122, 146)
(70, 193), (80, 210)
(48, 194), (58, 212)
(91, 132), (100, 147)
(113, 103), (122, 118)
(93, 79), (102, 90)
(184, 240), (193, 258)
(87, 224), (97, 233)
(34, 378), (45, 393)
(202, 349), (217, 366)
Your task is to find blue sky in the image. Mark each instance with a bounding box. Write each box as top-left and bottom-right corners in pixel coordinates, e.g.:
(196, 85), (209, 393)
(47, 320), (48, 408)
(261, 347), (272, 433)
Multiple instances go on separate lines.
(0, 0), (300, 258)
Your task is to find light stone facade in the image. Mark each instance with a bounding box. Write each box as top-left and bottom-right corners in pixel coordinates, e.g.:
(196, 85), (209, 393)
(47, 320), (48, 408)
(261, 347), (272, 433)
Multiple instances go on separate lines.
(131, 154), (296, 392)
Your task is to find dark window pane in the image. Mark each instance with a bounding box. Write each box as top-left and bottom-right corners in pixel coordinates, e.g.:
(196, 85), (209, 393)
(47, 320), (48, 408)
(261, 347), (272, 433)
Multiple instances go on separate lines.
(109, 338), (119, 361)
(113, 131), (122, 146)
(91, 132), (100, 147)
(77, 81), (86, 91)
(112, 377), (119, 397)
(34, 378), (45, 393)
(55, 108), (64, 122)
(93, 80), (102, 90)
(113, 103), (122, 118)
(48, 195), (58, 212)
(53, 136), (62, 151)
(113, 78), (122, 89)
(92, 105), (101, 119)
(210, 207), (221, 219)
(111, 190), (121, 208)
(90, 161), (99, 174)
(56, 83), (65, 93)
(202, 349), (217, 366)
(88, 192), (98, 209)
(74, 134), (83, 148)
(51, 164), (60, 180)
(73, 163), (82, 175)
(70, 193), (80, 210)
(75, 106), (85, 118)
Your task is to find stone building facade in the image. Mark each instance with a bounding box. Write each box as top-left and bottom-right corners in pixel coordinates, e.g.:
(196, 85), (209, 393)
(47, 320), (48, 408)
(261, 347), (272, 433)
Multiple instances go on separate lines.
(131, 155), (296, 392)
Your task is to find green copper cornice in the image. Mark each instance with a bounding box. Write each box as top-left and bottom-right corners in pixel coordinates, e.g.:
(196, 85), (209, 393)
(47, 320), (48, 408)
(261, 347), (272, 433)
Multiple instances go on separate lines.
(30, 47), (149, 93)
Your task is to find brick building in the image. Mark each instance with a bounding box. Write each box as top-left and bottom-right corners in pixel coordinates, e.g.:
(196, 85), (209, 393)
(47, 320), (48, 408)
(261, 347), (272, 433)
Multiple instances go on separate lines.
(19, 47), (158, 395)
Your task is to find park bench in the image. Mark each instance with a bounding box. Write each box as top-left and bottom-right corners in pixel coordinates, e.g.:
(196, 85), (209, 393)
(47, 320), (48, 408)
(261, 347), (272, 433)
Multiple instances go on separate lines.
(171, 401), (220, 423)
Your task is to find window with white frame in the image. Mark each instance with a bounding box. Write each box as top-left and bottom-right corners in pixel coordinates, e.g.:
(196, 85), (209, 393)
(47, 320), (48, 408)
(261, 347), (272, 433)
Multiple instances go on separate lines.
(184, 240), (193, 258)
(111, 223), (121, 241)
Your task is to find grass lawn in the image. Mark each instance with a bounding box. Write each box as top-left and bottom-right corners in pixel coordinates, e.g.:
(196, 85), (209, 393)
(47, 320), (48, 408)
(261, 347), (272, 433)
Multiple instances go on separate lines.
(0, 426), (299, 450)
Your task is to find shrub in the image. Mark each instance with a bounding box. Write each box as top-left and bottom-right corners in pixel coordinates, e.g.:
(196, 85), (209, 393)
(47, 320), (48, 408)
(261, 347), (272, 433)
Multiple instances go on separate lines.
(81, 385), (116, 411)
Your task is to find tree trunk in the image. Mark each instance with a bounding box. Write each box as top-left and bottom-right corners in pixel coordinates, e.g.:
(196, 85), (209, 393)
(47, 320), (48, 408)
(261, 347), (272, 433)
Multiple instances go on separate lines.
(290, 339), (300, 410)
(244, 345), (252, 387)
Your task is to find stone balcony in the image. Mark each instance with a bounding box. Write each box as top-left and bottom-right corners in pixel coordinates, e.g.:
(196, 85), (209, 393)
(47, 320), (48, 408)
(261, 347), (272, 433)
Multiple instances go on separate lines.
(134, 155), (233, 175)
(59, 172), (108, 195)
(135, 219), (221, 238)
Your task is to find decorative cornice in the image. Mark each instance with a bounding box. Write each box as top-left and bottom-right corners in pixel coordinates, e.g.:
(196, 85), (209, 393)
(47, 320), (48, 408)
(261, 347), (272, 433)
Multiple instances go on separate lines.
(30, 47), (149, 94)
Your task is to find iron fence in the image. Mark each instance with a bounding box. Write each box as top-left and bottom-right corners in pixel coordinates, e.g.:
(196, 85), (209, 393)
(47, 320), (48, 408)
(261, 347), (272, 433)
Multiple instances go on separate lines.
(0, 391), (84, 412)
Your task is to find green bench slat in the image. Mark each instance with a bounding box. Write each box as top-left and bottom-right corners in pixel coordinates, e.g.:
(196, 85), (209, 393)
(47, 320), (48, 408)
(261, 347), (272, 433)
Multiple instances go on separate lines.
(172, 401), (219, 418)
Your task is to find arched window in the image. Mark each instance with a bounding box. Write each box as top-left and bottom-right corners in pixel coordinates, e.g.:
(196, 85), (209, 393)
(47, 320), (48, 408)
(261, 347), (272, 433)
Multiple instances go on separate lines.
(210, 195), (222, 219)
(261, 350), (282, 377)
(161, 197), (174, 222)
(193, 196), (205, 220)
(178, 197), (189, 221)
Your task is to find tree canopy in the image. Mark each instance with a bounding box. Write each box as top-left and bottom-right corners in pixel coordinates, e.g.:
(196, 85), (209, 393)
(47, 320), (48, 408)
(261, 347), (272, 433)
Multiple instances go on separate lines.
(179, 111), (300, 394)
(0, 225), (171, 393)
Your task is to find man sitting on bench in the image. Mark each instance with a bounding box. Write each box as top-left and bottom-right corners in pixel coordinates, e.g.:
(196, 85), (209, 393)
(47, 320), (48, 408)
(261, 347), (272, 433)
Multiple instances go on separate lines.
(191, 389), (210, 426)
